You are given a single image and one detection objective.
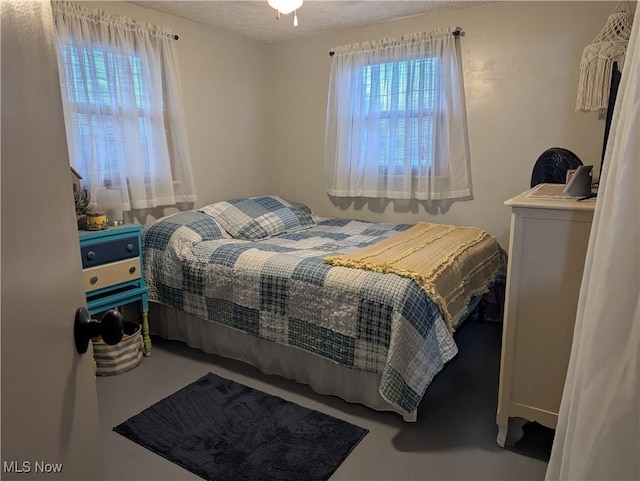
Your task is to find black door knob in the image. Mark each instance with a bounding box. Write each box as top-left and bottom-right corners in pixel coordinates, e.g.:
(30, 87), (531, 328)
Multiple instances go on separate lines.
(74, 308), (123, 354)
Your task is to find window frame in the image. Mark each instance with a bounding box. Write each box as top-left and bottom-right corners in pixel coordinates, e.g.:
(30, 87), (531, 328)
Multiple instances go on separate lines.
(360, 55), (441, 177)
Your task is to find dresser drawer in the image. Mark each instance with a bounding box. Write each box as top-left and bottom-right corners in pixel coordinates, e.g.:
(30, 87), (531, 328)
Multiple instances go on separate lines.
(80, 235), (139, 268)
(83, 258), (141, 293)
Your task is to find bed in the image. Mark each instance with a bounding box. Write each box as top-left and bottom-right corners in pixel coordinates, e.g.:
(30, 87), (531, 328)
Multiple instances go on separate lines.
(142, 196), (505, 421)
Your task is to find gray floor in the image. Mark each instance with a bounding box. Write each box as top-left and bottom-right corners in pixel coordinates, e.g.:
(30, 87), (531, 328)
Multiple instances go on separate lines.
(96, 320), (554, 480)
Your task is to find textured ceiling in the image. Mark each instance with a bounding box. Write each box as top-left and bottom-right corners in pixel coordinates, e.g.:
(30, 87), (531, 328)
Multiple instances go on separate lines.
(128, 1), (491, 43)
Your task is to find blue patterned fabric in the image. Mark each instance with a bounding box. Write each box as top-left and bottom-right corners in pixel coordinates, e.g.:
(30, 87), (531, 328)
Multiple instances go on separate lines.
(141, 211), (228, 262)
(143, 215), (504, 415)
(199, 196), (319, 240)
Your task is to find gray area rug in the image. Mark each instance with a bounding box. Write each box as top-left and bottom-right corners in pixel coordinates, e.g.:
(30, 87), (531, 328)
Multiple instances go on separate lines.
(114, 372), (368, 481)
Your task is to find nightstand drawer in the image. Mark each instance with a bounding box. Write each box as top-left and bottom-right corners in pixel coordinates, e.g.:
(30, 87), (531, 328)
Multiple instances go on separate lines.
(80, 235), (139, 268)
(83, 258), (141, 293)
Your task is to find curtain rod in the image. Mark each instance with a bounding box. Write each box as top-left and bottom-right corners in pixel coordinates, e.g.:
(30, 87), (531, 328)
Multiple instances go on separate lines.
(328, 29), (460, 57)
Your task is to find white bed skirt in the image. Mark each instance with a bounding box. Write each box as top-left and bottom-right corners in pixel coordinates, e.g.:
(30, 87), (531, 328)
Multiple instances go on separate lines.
(149, 302), (417, 422)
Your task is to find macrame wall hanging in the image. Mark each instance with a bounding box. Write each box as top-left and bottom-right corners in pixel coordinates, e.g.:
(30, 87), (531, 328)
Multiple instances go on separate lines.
(575, 1), (634, 112)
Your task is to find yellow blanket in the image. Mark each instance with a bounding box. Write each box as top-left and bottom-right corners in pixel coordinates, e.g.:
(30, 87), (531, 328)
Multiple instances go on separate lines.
(325, 222), (502, 332)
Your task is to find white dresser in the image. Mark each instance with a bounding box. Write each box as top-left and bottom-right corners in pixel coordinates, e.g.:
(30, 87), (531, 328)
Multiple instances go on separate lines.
(496, 184), (595, 447)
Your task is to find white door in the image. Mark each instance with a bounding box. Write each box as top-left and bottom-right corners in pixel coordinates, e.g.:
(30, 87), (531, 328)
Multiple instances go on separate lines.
(1, 1), (105, 479)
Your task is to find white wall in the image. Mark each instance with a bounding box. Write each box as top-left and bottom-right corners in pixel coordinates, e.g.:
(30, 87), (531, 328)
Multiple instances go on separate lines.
(267, 1), (614, 246)
(76, 1), (613, 247)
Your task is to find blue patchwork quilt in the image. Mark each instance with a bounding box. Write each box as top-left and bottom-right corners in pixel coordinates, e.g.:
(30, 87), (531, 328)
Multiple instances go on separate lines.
(142, 210), (503, 415)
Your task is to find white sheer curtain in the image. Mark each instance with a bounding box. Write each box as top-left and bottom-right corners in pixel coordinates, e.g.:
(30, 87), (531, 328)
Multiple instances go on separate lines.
(546, 8), (639, 480)
(324, 29), (470, 200)
(52, 1), (197, 210)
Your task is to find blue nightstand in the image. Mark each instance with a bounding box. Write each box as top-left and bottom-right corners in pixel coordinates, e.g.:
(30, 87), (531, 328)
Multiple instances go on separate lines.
(79, 224), (151, 356)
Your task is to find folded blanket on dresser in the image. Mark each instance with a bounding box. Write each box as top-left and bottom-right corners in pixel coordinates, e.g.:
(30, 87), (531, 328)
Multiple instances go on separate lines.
(325, 222), (502, 332)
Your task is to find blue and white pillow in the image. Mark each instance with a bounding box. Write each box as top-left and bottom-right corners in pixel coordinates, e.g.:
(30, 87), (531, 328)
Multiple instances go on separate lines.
(143, 210), (231, 259)
(199, 196), (318, 241)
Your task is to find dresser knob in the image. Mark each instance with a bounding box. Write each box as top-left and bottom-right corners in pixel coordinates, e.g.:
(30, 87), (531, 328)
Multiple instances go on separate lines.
(87, 251), (95, 260)
(126, 243), (134, 252)
(129, 266), (136, 274)
(90, 276), (98, 285)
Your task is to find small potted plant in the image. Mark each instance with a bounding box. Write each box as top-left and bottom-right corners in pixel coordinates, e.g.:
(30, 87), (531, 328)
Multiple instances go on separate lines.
(75, 188), (89, 230)
(75, 186), (108, 230)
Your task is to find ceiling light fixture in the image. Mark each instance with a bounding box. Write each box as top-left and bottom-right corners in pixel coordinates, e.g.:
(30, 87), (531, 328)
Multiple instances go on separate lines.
(268, 0), (302, 26)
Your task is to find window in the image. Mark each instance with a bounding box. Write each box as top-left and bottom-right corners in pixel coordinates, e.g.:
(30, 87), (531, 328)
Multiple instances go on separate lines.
(362, 57), (438, 172)
(59, 44), (152, 185)
(325, 29), (471, 200)
(52, 1), (196, 211)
